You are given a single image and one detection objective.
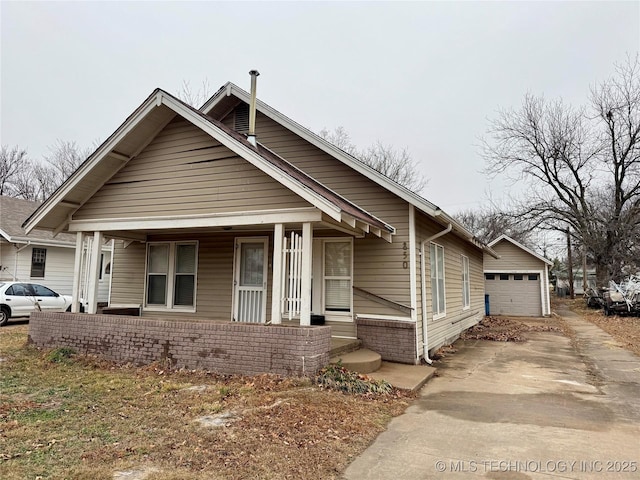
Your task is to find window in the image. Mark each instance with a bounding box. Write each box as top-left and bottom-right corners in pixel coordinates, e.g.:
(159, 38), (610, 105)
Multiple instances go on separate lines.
(323, 240), (352, 313)
(30, 284), (57, 297)
(514, 274), (524, 281)
(6, 284), (28, 296)
(528, 274), (539, 281)
(30, 248), (46, 278)
(430, 243), (445, 317)
(146, 242), (197, 309)
(500, 274), (509, 280)
(485, 274), (495, 280)
(462, 255), (470, 309)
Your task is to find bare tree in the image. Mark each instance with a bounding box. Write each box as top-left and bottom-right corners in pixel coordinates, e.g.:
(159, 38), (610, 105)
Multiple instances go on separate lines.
(177, 79), (212, 108)
(483, 56), (640, 285)
(455, 206), (534, 246)
(319, 126), (427, 193)
(0, 145), (30, 196)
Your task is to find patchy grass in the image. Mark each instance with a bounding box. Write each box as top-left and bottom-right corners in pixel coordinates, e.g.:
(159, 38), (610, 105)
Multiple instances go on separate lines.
(563, 297), (640, 357)
(0, 326), (412, 479)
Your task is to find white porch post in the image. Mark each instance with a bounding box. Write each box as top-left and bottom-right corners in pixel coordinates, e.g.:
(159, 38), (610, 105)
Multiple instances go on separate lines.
(271, 223), (284, 324)
(71, 232), (85, 313)
(86, 231), (103, 314)
(300, 222), (312, 326)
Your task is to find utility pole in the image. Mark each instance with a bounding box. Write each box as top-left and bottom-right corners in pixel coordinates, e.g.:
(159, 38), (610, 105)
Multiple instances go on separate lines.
(567, 229), (575, 299)
(582, 248), (588, 294)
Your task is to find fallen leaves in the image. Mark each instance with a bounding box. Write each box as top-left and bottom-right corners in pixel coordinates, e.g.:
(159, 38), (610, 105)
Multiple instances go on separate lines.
(461, 316), (561, 342)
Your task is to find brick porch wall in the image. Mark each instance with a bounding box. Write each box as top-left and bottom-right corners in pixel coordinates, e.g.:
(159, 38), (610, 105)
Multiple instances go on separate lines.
(355, 317), (418, 364)
(28, 312), (331, 376)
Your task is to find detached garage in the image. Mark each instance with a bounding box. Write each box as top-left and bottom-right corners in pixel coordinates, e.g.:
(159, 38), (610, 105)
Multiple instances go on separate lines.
(483, 235), (552, 317)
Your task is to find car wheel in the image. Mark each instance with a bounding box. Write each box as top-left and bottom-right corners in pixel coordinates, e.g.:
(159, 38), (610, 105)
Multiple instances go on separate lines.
(0, 307), (9, 327)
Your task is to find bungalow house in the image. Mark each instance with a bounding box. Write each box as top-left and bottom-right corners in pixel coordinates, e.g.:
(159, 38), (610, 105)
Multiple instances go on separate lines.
(24, 72), (495, 375)
(0, 195), (111, 302)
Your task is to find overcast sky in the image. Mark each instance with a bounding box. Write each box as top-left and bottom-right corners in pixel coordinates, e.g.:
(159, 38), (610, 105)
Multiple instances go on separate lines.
(1, 1), (639, 216)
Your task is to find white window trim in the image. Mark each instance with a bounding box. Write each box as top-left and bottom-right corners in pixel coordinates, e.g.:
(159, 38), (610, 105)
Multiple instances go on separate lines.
(321, 237), (353, 322)
(144, 241), (198, 312)
(430, 242), (446, 320)
(462, 254), (471, 310)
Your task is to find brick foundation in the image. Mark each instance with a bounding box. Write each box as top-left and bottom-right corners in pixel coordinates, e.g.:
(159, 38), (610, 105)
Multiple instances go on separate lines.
(28, 312), (331, 376)
(355, 317), (417, 364)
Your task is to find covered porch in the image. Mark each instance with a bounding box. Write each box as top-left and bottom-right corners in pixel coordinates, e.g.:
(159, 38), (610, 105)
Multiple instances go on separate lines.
(70, 211), (392, 340)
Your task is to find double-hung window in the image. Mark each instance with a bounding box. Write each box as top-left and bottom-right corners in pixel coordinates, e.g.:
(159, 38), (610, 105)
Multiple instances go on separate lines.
(430, 242), (446, 318)
(323, 240), (352, 314)
(30, 248), (47, 278)
(462, 255), (471, 309)
(146, 241), (197, 310)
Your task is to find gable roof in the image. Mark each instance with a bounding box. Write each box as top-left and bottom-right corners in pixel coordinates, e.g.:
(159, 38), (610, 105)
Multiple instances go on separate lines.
(23, 89), (394, 241)
(0, 195), (75, 247)
(201, 82), (490, 252)
(488, 234), (553, 266)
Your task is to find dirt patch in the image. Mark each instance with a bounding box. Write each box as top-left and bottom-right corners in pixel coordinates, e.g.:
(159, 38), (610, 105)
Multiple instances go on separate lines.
(460, 316), (562, 342)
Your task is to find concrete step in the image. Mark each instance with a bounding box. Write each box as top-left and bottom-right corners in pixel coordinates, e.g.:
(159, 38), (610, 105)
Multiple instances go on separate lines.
(330, 338), (362, 357)
(331, 348), (382, 374)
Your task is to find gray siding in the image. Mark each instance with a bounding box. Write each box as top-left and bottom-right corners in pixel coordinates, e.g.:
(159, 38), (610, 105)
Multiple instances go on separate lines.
(74, 117), (310, 220)
(484, 240), (546, 272)
(415, 213), (484, 353)
(236, 111), (413, 315)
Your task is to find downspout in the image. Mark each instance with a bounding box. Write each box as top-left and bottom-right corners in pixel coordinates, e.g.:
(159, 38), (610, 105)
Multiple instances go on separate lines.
(14, 241), (31, 280)
(247, 69), (260, 146)
(420, 223), (452, 364)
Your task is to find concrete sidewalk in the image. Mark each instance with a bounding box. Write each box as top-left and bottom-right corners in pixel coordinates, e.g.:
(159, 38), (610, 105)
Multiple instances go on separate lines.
(343, 313), (640, 479)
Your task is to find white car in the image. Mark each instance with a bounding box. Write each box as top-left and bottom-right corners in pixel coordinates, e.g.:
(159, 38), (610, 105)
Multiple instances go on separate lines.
(0, 282), (74, 326)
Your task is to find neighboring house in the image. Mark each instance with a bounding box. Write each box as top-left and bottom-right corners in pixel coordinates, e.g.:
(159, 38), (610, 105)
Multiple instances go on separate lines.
(483, 235), (552, 317)
(23, 74), (496, 374)
(555, 267), (597, 296)
(0, 195), (111, 302)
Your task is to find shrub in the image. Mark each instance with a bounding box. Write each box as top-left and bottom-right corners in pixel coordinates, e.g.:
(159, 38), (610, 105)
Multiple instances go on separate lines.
(315, 362), (392, 395)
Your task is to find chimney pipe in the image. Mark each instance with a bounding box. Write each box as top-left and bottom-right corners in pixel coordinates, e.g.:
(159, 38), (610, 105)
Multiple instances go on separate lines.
(248, 69), (260, 146)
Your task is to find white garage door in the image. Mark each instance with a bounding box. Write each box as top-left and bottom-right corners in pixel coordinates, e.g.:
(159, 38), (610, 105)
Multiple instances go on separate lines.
(484, 273), (542, 316)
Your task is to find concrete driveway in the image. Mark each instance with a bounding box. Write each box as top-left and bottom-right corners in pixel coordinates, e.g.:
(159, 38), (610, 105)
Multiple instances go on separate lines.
(344, 310), (640, 479)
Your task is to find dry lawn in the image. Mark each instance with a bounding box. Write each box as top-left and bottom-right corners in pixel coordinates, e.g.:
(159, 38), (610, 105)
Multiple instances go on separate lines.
(0, 326), (412, 480)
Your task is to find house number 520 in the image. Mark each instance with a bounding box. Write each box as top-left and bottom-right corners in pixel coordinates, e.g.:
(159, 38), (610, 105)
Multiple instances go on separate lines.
(402, 242), (408, 269)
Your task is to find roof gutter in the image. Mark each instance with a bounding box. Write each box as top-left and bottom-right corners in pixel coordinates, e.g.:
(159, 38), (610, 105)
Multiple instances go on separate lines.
(420, 223), (453, 364)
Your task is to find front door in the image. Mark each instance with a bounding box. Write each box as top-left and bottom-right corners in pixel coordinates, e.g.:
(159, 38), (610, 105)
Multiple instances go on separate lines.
(233, 238), (268, 323)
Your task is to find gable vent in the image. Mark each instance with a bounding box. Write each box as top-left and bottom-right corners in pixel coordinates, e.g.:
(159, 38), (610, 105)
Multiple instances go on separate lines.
(234, 103), (250, 133)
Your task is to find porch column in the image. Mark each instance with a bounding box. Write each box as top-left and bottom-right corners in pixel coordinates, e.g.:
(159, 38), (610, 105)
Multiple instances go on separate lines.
(271, 223), (284, 324)
(300, 222), (312, 326)
(86, 231), (103, 314)
(71, 232), (85, 313)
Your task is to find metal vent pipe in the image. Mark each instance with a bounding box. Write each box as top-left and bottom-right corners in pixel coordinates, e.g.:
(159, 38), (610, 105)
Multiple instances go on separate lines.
(248, 69), (260, 146)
